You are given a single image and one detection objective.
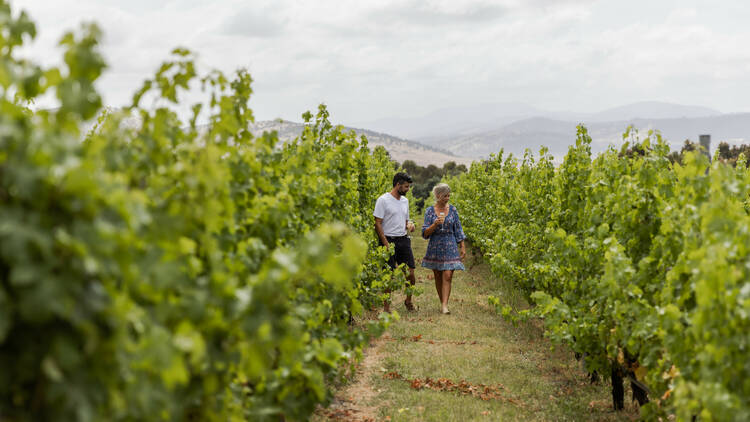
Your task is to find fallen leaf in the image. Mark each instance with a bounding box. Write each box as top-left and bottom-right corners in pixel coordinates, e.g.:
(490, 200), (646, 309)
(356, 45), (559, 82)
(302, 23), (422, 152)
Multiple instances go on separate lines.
(383, 371), (401, 380)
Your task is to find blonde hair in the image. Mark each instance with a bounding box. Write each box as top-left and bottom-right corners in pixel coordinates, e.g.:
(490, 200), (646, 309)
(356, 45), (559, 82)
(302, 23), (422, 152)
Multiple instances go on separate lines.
(432, 183), (451, 200)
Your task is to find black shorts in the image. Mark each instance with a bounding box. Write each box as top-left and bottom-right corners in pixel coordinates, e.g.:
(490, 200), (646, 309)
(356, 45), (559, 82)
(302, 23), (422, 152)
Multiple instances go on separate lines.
(385, 235), (415, 270)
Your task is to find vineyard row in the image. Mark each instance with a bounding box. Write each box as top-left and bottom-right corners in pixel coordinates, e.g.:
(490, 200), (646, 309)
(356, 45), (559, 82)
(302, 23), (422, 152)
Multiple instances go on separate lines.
(448, 126), (750, 420)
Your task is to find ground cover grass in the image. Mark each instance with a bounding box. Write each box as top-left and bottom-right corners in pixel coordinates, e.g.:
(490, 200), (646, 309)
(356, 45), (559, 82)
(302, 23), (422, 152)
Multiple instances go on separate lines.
(317, 217), (640, 421)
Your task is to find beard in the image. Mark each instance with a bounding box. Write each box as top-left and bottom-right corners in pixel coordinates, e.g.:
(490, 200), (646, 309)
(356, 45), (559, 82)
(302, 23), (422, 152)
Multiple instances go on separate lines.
(398, 187), (409, 195)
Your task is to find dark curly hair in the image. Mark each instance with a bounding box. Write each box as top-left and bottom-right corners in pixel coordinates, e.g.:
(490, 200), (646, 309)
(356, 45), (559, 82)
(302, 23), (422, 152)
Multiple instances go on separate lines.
(392, 172), (413, 187)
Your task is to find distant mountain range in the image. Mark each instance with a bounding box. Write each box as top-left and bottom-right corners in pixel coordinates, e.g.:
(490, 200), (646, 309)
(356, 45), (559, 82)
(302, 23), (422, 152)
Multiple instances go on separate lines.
(355, 101), (749, 161)
(247, 120), (473, 167)
(358, 102), (543, 140)
(95, 101), (749, 166)
(419, 113), (750, 159)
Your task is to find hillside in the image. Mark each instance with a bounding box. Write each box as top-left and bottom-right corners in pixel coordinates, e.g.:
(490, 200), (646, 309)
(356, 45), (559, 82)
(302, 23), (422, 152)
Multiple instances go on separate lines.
(356, 101), (746, 161)
(360, 101), (723, 141)
(357, 102), (543, 139)
(248, 120), (474, 167)
(421, 113), (750, 160)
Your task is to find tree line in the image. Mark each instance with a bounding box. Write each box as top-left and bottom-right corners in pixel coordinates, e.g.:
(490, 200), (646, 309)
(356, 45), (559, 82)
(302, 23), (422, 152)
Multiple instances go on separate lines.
(392, 160), (468, 210)
(668, 139), (750, 167)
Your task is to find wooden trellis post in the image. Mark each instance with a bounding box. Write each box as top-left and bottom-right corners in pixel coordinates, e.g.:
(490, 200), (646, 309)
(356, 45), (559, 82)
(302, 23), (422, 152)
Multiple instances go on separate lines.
(699, 134), (711, 161)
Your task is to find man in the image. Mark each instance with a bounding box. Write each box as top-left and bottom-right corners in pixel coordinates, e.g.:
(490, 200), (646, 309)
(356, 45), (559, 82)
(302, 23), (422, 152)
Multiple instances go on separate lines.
(374, 172), (417, 312)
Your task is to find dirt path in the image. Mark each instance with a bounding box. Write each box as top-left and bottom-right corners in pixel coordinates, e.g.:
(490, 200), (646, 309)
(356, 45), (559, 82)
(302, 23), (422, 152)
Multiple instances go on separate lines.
(316, 221), (640, 421)
(315, 336), (386, 422)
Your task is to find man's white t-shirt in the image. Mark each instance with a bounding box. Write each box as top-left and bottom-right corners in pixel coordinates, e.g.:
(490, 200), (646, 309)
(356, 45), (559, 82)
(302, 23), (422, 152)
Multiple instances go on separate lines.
(373, 192), (409, 237)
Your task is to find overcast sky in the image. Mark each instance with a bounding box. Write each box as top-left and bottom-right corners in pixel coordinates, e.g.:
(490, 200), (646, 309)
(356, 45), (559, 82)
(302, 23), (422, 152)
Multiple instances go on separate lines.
(15, 0), (750, 125)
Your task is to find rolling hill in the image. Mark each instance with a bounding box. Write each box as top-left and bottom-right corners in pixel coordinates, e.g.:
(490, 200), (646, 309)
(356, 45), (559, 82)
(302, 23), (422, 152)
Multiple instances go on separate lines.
(361, 101), (748, 161)
(247, 120), (473, 167)
(422, 113), (750, 160)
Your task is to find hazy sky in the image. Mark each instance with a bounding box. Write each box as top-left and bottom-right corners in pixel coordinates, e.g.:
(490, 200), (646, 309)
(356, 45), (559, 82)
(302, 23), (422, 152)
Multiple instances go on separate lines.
(15, 0), (750, 125)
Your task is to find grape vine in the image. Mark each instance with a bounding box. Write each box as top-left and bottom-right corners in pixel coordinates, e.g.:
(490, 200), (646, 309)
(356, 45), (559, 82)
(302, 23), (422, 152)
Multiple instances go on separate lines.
(449, 126), (750, 420)
(0, 3), (405, 420)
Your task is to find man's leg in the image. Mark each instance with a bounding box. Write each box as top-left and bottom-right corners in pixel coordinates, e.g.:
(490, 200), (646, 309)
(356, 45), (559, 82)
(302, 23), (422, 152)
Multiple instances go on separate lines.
(401, 237), (417, 311)
(404, 267), (416, 310)
(383, 238), (396, 313)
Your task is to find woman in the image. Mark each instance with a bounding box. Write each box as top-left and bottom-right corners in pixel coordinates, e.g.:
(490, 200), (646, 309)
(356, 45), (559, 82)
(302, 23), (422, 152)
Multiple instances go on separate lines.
(421, 183), (466, 314)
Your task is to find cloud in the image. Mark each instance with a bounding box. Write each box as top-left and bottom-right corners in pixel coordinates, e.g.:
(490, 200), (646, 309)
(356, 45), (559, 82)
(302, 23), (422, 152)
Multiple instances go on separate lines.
(221, 7), (287, 38)
(12, 0), (750, 124)
(370, 1), (509, 27)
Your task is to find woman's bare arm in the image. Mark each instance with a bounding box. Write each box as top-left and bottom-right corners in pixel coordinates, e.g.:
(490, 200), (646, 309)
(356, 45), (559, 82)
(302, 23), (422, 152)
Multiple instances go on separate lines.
(422, 216), (444, 238)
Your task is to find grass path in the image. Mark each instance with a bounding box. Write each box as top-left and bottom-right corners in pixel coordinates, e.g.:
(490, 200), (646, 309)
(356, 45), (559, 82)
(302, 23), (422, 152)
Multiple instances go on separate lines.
(316, 221), (639, 421)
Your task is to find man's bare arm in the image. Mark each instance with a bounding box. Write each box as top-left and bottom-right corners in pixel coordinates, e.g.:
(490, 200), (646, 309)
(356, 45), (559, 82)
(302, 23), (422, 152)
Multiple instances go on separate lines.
(374, 217), (389, 247)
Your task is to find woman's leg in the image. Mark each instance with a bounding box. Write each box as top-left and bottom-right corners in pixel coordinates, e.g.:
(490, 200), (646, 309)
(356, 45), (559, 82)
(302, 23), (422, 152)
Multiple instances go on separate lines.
(441, 270), (454, 312)
(432, 270), (443, 304)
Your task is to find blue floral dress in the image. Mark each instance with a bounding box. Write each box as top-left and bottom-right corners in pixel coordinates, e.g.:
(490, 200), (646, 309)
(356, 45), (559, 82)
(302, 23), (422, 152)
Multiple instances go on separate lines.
(421, 205), (466, 271)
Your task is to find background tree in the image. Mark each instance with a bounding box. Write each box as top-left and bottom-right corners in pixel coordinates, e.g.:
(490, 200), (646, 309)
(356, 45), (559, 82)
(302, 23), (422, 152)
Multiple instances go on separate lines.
(395, 160), (468, 211)
(716, 141), (750, 167)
